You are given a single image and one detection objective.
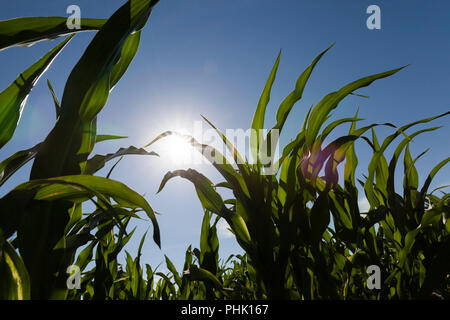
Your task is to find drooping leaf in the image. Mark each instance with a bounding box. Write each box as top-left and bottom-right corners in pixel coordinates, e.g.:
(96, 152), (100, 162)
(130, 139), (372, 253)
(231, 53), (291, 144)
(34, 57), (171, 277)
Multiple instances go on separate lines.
(12, 175), (160, 247)
(85, 146), (158, 174)
(157, 168), (251, 245)
(148, 131), (250, 200)
(183, 264), (226, 293)
(158, 169), (227, 217)
(0, 17), (106, 51)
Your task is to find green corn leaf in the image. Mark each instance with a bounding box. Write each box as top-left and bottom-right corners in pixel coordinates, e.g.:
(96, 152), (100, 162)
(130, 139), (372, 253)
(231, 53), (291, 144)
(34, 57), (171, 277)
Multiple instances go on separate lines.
(399, 228), (420, 268)
(404, 146), (428, 196)
(416, 157), (450, 215)
(420, 208), (442, 228)
(300, 135), (357, 185)
(110, 30), (142, 89)
(250, 51), (281, 164)
(403, 144), (419, 192)
(145, 264), (154, 298)
(31, 0), (159, 180)
(386, 127), (441, 222)
(155, 272), (177, 297)
(278, 155), (293, 205)
(272, 105), (315, 174)
(430, 185), (450, 195)
(349, 92), (370, 98)
(365, 111), (450, 208)
(200, 115), (254, 206)
(17, 179), (127, 239)
(147, 131), (250, 200)
(344, 110), (360, 187)
(319, 117), (364, 143)
(0, 35), (73, 150)
(0, 135), (130, 190)
(421, 157), (450, 195)
(370, 129), (389, 206)
(0, 143), (41, 187)
(306, 124), (379, 187)
(105, 157), (124, 180)
(137, 232), (146, 257)
(46, 79), (61, 119)
(199, 212), (219, 274)
(157, 168), (251, 245)
(85, 146), (158, 175)
(275, 131), (306, 173)
(95, 134), (128, 144)
(363, 132), (389, 208)
(215, 181), (232, 189)
(275, 44), (333, 133)
(264, 44), (333, 165)
(0, 241), (31, 300)
(74, 242), (96, 272)
(201, 115), (246, 169)
(13, 175), (160, 247)
(309, 192), (330, 243)
(131, 232), (146, 298)
(184, 264), (226, 293)
(0, 17), (106, 51)
(419, 237), (450, 298)
(305, 66), (405, 147)
(323, 136), (360, 186)
(228, 212), (251, 245)
(165, 255), (182, 288)
(328, 191), (353, 230)
(158, 169), (227, 217)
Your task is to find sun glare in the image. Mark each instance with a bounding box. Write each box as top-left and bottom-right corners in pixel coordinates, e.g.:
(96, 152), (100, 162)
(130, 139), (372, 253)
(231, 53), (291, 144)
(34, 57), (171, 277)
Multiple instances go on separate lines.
(161, 134), (195, 165)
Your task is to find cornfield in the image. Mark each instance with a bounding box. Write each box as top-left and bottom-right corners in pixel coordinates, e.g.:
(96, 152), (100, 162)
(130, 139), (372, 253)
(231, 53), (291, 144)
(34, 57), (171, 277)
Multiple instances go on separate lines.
(0, 0), (449, 301)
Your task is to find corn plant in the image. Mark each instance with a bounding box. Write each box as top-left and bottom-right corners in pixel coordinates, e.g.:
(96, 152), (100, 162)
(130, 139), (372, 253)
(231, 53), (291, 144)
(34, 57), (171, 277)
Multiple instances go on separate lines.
(170, 212), (255, 300)
(150, 45), (449, 299)
(328, 120), (450, 299)
(69, 208), (255, 300)
(154, 211), (258, 300)
(0, 0), (162, 300)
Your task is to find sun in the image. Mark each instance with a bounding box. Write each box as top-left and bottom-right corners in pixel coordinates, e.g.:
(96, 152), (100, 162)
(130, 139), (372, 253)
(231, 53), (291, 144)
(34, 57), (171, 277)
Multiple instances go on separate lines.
(161, 134), (195, 165)
(143, 113), (206, 167)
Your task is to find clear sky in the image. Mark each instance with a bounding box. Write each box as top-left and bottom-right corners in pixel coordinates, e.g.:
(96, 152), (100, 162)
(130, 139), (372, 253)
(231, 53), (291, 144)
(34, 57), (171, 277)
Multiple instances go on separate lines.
(0, 0), (449, 274)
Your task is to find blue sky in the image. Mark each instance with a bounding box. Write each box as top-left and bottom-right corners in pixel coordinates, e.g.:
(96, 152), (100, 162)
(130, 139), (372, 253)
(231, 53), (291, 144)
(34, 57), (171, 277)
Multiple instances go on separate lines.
(0, 0), (449, 274)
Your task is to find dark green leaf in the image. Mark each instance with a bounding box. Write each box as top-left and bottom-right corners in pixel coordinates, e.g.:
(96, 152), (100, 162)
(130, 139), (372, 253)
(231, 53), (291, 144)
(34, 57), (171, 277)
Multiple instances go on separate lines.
(0, 17), (105, 51)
